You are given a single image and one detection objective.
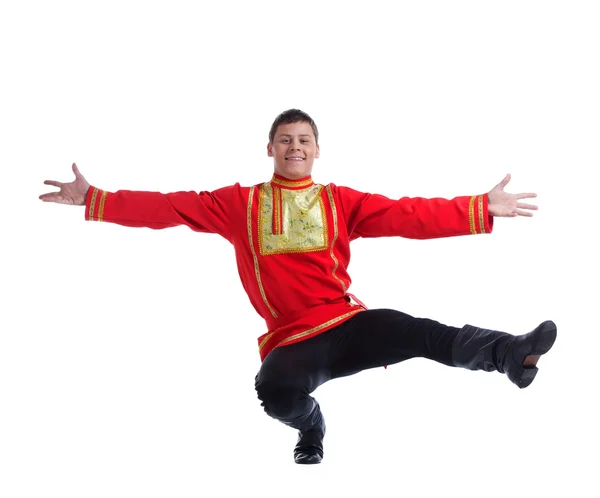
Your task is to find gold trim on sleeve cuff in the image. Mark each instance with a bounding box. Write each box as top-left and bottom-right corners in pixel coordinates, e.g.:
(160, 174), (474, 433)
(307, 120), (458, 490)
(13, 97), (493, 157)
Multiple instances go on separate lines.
(88, 188), (99, 220)
(468, 195), (476, 235)
(98, 191), (107, 222)
(477, 195), (485, 233)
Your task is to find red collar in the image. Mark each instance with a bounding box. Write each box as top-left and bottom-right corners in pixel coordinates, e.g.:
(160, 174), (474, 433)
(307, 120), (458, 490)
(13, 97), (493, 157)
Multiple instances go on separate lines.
(271, 173), (315, 190)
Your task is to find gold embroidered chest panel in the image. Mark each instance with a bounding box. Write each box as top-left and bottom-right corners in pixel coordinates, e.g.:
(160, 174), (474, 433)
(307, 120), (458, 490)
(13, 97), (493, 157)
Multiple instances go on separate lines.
(258, 183), (328, 255)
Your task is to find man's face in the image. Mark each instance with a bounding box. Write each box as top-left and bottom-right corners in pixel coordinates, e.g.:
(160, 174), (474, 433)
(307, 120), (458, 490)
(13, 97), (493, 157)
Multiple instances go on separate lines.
(267, 121), (320, 179)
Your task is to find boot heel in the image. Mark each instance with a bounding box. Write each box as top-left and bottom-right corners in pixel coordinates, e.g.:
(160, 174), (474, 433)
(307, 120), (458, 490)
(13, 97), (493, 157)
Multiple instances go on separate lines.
(514, 366), (538, 389)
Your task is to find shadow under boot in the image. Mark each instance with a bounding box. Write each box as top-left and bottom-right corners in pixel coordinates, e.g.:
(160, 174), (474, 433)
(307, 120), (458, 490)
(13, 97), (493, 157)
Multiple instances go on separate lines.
(452, 320), (557, 389)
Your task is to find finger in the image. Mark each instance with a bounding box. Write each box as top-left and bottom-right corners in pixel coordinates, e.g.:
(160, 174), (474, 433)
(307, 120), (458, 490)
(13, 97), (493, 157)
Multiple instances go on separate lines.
(515, 209), (534, 217)
(516, 203), (538, 210)
(43, 180), (62, 188)
(39, 191), (61, 199)
(39, 193), (65, 202)
(72, 162), (80, 177)
(50, 197), (73, 205)
(517, 192), (537, 199)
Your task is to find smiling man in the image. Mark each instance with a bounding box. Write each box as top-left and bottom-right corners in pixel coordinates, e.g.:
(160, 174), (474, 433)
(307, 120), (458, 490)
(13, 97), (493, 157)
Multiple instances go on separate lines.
(40, 108), (557, 465)
(268, 120), (319, 180)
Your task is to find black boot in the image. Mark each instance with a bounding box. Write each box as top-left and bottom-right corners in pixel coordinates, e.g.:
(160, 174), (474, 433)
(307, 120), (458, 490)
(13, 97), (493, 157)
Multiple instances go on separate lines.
(452, 320), (557, 389)
(294, 424), (325, 465)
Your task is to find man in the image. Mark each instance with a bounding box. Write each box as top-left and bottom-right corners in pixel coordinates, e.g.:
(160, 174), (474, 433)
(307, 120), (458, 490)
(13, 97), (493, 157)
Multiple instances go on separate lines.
(39, 109), (557, 465)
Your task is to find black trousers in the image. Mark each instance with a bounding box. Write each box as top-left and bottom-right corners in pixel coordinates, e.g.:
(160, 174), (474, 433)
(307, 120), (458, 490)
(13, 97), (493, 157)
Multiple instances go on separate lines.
(254, 308), (461, 434)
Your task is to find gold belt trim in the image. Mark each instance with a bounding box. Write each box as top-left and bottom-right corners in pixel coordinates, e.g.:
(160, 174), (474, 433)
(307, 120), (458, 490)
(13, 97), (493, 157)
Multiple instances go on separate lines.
(259, 309), (363, 354)
(258, 331), (275, 351)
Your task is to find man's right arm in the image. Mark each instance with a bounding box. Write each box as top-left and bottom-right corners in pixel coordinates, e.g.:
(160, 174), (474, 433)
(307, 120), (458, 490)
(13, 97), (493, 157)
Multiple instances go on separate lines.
(40, 163), (239, 241)
(84, 185), (238, 239)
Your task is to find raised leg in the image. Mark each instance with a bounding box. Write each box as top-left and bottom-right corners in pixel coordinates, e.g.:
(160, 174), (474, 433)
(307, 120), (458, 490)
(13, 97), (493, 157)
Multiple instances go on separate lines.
(326, 308), (462, 378)
(451, 320), (557, 388)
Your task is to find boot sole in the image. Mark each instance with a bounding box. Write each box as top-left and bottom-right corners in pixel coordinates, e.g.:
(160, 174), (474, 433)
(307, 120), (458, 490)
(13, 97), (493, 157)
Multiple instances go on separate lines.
(294, 453), (323, 464)
(513, 320), (557, 389)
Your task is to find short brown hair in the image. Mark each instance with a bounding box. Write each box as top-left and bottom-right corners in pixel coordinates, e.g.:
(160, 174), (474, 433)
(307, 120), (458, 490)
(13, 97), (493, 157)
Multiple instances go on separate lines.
(269, 109), (319, 145)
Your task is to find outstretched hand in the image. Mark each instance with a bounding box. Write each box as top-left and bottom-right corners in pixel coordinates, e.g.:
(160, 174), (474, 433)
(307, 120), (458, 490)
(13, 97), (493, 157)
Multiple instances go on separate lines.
(39, 163), (91, 206)
(488, 174), (538, 217)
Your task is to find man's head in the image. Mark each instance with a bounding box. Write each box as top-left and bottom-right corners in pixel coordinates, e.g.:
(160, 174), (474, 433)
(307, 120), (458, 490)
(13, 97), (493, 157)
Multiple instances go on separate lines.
(267, 109), (320, 180)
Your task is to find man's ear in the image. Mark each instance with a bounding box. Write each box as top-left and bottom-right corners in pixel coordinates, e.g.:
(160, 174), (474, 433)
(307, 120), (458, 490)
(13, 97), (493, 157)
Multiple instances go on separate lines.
(267, 143), (273, 157)
(315, 144), (320, 159)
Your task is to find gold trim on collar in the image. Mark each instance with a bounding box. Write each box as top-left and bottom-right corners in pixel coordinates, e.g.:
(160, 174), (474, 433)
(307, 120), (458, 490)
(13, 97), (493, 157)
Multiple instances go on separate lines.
(271, 175), (314, 188)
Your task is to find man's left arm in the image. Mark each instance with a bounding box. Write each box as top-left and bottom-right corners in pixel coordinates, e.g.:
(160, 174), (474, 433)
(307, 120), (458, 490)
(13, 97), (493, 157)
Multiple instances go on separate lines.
(334, 174), (537, 240)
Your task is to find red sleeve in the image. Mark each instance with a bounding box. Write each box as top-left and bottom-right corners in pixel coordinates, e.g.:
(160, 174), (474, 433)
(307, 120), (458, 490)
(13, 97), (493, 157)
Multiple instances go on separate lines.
(85, 183), (242, 241)
(332, 185), (493, 240)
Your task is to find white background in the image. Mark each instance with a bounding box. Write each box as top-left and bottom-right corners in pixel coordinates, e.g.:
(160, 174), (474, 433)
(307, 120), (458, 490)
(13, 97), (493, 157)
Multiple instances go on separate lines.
(1, 0), (599, 496)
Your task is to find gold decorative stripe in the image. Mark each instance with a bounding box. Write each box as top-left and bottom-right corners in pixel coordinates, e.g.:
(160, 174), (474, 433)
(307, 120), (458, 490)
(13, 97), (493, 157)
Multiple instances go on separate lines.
(477, 195), (485, 233)
(88, 188), (98, 220)
(468, 196), (476, 235)
(247, 186), (278, 318)
(259, 246), (329, 255)
(270, 310), (363, 351)
(326, 186), (347, 293)
(277, 187), (283, 235)
(272, 185), (277, 234)
(272, 185), (281, 235)
(258, 332), (275, 352)
(271, 176), (314, 188)
(274, 186), (279, 234)
(98, 191), (108, 222)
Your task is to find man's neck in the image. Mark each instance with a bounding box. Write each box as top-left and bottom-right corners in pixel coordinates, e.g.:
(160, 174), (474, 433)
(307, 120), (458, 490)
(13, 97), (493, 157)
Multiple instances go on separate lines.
(271, 173), (314, 189)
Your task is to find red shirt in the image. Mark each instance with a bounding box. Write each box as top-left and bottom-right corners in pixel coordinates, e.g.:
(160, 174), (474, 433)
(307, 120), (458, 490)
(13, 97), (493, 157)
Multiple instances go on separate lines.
(85, 173), (493, 361)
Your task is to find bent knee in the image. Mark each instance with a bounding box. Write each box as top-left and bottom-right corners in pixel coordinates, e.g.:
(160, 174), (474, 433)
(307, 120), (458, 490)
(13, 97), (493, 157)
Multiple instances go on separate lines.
(255, 381), (303, 420)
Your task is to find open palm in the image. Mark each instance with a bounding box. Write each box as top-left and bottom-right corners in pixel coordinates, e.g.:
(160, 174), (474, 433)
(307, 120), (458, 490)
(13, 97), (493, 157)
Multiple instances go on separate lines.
(488, 174), (538, 217)
(39, 163), (91, 206)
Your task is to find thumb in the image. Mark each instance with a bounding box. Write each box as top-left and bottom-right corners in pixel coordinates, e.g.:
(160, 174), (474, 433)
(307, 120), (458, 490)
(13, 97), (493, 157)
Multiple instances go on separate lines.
(72, 162), (88, 184)
(496, 173), (511, 190)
